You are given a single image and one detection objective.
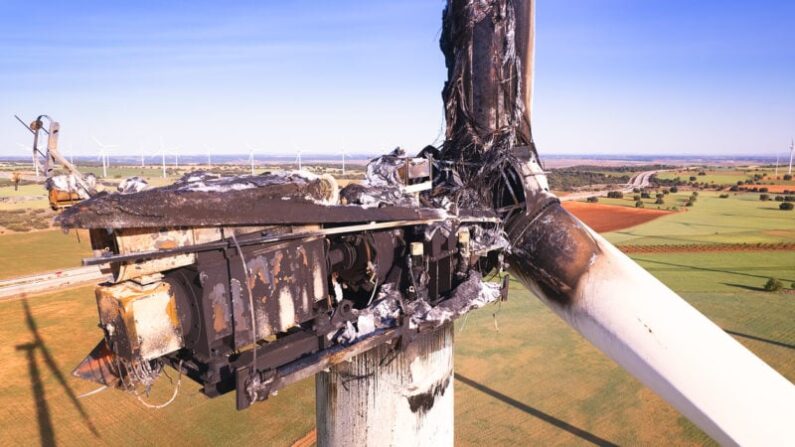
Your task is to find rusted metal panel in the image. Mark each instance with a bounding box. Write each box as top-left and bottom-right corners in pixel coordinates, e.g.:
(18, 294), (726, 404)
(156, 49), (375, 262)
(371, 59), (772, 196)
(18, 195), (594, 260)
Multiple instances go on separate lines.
(112, 228), (214, 282)
(236, 237), (327, 346)
(95, 281), (183, 361)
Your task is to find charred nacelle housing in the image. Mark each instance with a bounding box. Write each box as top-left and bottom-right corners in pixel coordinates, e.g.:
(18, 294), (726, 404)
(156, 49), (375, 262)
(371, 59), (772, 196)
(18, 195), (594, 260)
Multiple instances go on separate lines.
(67, 159), (507, 409)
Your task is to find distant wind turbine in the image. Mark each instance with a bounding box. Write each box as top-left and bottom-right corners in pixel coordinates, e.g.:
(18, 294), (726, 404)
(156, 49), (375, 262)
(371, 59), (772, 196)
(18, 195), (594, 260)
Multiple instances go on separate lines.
(296, 150), (303, 171)
(92, 137), (117, 178)
(203, 145), (213, 169)
(159, 137), (168, 178)
(341, 150), (348, 176)
(789, 139), (794, 175)
(245, 143), (260, 175)
(140, 143), (146, 168)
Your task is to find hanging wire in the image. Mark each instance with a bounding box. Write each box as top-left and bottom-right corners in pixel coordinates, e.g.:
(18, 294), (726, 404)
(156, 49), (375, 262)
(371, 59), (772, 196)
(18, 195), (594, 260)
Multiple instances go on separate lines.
(135, 360), (183, 409)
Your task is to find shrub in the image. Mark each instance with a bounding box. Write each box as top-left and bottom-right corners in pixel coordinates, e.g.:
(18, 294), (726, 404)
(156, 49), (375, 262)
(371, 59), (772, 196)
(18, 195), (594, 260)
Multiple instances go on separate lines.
(759, 194), (770, 201)
(632, 188), (640, 193)
(784, 174), (793, 181)
(698, 171), (706, 176)
(764, 278), (783, 292)
(729, 185), (739, 192)
(586, 196), (599, 203)
(606, 191), (624, 199)
(775, 196), (784, 201)
(671, 206), (679, 211)
(780, 202), (794, 211)
(685, 200), (695, 207)
(670, 186), (679, 193)
(759, 187), (768, 193)
(663, 189), (670, 195)
(785, 196), (795, 202)
(655, 197), (664, 205)
(691, 191), (699, 196)
(689, 176), (697, 181)
(640, 192), (651, 199)
(634, 200), (644, 208)
(719, 194), (729, 198)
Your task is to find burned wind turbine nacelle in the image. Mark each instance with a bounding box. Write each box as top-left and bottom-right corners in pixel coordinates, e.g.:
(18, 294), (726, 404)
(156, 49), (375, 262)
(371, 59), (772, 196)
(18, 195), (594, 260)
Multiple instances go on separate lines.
(66, 163), (509, 410)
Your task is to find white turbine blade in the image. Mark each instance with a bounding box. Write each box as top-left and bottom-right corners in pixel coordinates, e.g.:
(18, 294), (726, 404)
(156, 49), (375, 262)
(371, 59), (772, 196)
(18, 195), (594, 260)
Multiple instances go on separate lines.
(505, 169), (795, 445)
(495, 2), (795, 444)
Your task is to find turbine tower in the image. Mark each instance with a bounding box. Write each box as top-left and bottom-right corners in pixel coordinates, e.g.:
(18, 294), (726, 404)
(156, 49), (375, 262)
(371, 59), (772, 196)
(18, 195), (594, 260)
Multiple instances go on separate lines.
(245, 143), (260, 175)
(341, 150), (347, 176)
(92, 137), (117, 178)
(204, 145), (213, 169)
(159, 137), (168, 178)
(789, 138), (794, 175)
(296, 150), (303, 171)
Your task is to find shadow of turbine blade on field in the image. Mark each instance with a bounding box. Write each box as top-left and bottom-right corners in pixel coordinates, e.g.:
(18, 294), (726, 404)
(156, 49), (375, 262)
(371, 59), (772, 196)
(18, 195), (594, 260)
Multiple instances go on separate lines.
(633, 258), (795, 283)
(724, 330), (795, 351)
(15, 299), (99, 447)
(454, 373), (618, 447)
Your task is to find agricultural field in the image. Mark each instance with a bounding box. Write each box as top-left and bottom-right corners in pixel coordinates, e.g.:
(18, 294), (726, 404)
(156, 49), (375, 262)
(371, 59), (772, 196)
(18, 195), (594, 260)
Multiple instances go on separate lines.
(655, 167), (795, 188)
(0, 230), (92, 279)
(597, 191), (795, 246)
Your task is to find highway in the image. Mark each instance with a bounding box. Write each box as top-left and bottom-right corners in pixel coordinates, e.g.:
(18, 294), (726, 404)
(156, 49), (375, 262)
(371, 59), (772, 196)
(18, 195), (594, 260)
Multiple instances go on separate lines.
(559, 169), (662, 202)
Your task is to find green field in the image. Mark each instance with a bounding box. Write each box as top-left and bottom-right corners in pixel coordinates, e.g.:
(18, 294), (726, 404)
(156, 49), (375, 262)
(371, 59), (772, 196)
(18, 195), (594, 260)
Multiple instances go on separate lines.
(655, 167), (795, 187)
(601, 191), (795, 246)
(0, 167), (793, 445)
(0, 230), (92, 279)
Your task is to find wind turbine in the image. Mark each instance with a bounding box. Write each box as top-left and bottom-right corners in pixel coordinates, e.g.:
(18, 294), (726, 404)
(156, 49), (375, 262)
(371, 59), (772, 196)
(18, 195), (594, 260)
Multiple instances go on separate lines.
(140, 143), (146, 168)
(18, 143), (39, 178)
(159, 137), (168, 178)
(203, 145), (213, 169)
(295, 149), (303, 171)
(245, 143), (259, 175)
(789, 138), (794, 175)
(92, 137), (116, 178)
(341, 150), (348, 176)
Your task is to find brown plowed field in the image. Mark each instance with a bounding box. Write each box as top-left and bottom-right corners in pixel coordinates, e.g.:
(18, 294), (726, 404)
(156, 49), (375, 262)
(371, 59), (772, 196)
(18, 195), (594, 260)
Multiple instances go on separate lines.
(562, 201), (672, 233)
(617, 242), (795, 254)
(740, 185), (794, 193)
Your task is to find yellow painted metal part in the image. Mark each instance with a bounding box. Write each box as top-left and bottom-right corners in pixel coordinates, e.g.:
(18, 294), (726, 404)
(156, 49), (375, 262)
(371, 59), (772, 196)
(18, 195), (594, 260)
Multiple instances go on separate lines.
(95, 281), (183, 361)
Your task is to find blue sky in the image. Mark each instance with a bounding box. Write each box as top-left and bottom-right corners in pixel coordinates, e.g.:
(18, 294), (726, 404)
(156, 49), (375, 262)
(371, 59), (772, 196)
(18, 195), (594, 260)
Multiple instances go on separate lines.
(1, 0), (793, 157)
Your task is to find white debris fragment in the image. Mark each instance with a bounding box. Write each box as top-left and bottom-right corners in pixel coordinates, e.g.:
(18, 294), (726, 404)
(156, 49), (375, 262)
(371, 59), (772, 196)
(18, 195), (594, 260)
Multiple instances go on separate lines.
(117, 176), (149, 194)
